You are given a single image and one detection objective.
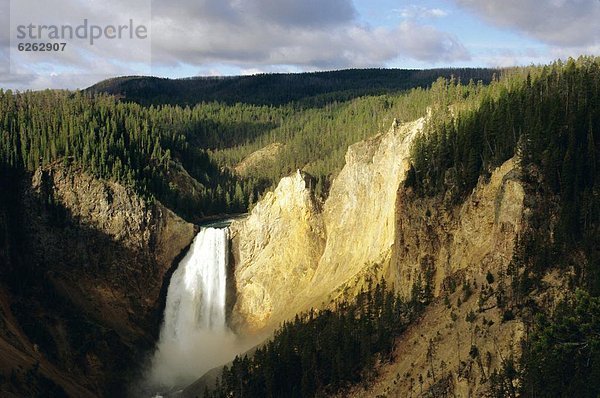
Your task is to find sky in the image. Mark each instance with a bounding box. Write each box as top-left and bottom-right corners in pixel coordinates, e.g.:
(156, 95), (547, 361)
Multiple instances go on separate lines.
(0, 0), (599, 90)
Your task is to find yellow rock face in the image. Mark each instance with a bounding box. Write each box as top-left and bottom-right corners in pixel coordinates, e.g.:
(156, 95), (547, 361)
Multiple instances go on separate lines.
(225, 110), (533, 397)
(230, 119), (425, 331)
(305, 118), (425, 305)
(229, 170), (326, 331)
(230, 117), (525, 339)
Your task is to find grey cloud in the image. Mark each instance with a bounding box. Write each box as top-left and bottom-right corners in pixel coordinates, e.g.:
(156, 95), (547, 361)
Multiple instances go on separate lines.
(152, 0), (354, 28)
(453, 0), (600, 47)
(245, 0), (355, 27)
(0, 73), (109, 91)
(149, 1), (470, 70)
(2, 0), (471, 89)
(395, 22), (468, 62)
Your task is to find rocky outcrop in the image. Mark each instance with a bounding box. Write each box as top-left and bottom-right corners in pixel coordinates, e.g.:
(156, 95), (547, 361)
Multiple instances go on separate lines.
(234, 143), (285, 176)
(32, 165), (194, 264)
(352, 158), (526, 397)
(390, 158), (524, 299)
(305, 118), (424, 305)
(335, 158), (527, 397)
(226, 116), (529, 397)
(230, 170), (325, 330)
(230, 118), (426, 331)
(228, 113), (528, 395)
(337, 276), (526, 398)
(0, 164), (195, 396)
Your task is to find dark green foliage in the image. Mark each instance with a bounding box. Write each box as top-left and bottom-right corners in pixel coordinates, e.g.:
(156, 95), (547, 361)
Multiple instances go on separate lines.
(87, 68), (500, 107)
(0, 73), (482, 221)
(486, 271), (495, 285)
(495, 291), (600, 398)
(0, 90), (263, 220)
(520, 290), (600, 397)
(465, 310), (476, 323)
(469, 345), (479, 359)
(0, 68), (505, 223)
(403, 57), (600, 396)
(501, 309), (515, 323)
(489, 356), (519, 398)
(207, 280), (418, 398)
(462, 280), (473, 302)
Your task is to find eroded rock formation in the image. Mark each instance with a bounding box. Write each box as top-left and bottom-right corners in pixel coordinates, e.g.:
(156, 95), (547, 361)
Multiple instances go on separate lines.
(230, 117), (524, 339)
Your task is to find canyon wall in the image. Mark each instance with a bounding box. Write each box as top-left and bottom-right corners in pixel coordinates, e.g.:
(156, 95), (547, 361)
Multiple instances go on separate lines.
(230, 170), (325, 330)
(230, 118), (426, 331)
(0, 164), (195, 396)
(230, 117), (524, 337)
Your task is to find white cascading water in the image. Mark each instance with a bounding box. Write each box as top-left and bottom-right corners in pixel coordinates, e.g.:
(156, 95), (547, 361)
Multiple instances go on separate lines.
(148, 226), (238, 389)
(164, 227), (228, 335)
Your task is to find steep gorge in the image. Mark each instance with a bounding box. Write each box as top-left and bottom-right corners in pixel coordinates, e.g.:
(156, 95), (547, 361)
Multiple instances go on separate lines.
(230, 118), (426, 332)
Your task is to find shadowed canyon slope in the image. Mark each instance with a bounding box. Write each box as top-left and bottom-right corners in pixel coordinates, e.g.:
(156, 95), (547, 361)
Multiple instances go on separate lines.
(0, 164), (195, 396)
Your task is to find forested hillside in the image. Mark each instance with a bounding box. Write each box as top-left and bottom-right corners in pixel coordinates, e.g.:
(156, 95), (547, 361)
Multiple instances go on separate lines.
(87, 68), (499, 107)
(410, 57), (600, 293)
(201, 57), (600, 397)
(208, 279), (419, 398)
(1, 68), (498, 222)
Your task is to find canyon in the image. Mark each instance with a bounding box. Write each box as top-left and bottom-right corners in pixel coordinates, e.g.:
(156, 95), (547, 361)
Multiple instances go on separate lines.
(0, 116), (550, 396)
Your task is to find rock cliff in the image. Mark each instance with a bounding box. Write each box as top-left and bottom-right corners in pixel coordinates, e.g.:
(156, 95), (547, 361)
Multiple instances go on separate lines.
(353, 157), (526, 397)
(0, 164), (195, 396)
(230, 170), (325, 330)
(229, 117), (524, 338)
(306, 117), (424, 305)
(230, 118), (426, 331)
(390, 157), (524, 299)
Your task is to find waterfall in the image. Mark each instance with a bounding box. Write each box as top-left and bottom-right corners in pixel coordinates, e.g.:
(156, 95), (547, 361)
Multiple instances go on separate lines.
(148, 226), (237, 389)
(163, 227), (229, 337)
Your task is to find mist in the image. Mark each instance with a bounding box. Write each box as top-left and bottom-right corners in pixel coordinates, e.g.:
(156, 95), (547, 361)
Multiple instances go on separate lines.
(146, 329), (258, 389)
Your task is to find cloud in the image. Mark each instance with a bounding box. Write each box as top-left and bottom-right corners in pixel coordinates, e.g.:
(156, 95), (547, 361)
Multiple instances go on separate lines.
(1, 0), (151, 89)
(243, 0), (356, 27)
(0, 0), (471, 89)
(149, 20), (469, 69)
(453, 0), (600, 48)
(394, 6), (449, 19)
(149, 0), (468, 70)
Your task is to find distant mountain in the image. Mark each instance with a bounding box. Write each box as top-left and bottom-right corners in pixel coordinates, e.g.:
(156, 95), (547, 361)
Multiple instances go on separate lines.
(86, 68), (500, 106)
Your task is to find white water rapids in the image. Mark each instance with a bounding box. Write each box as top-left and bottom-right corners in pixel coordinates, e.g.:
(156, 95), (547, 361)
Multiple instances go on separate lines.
(147, 226), (239, 389)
